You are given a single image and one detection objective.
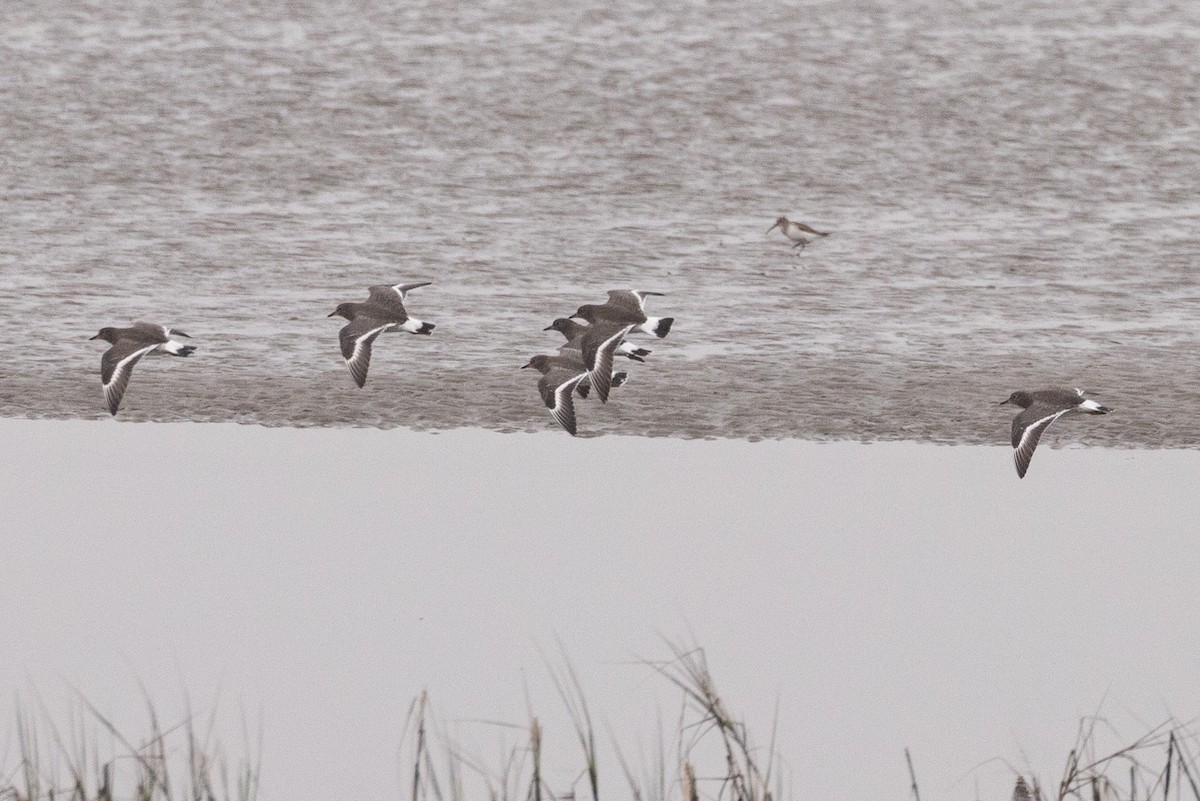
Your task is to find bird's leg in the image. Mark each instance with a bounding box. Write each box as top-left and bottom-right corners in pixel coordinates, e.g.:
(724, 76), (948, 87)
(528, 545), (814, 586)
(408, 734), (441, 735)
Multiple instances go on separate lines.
(792, 240), (806, 251)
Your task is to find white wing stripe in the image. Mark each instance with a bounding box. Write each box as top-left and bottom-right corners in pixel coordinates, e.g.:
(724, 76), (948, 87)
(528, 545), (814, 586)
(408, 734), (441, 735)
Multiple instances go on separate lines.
(102, 344), (160, 414)
(550, 374), (586, 434)
(588, 326), (632, 403)
(1015, 410), (1068, 454)
(104, 345), (159, 388)
(351, 325), (391, 363)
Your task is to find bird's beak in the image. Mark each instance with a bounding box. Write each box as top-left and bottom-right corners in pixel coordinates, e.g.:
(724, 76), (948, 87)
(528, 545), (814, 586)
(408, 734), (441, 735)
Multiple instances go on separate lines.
(327, 310), (338, 317)
(998, 398), (1010, 405)
(767, 222), (780, 233)
(520, 363), (531, 369)
(88, 333), (100, 340)
(543, 324), (555, 331)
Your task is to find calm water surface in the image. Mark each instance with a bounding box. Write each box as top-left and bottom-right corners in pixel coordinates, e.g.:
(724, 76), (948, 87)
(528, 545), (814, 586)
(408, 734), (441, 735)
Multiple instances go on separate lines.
(4, 420), (1198, 801)
(2, 0), (1199, 443)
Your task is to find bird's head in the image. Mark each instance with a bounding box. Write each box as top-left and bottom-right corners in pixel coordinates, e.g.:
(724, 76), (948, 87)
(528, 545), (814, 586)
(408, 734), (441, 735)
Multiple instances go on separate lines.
(571, 305), (599, 323)
(522, 355), (551, 372)
(999, 391), (1032, 408)
(767, 216), (788, 233)
(89, 327), (118, 343)
(544, 318), (579, 336)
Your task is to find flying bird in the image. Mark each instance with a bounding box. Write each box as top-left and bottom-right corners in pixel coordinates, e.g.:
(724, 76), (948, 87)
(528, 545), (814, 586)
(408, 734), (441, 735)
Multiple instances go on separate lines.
(522, 355), (590, 436)
(1000, 388), (1112, 478)
(329, 282), (435, 387)
(89, 322), (196, 416)
(577, 321), (636, 403)
(572, 290), (673, 338)
(544, 317), (651, 362)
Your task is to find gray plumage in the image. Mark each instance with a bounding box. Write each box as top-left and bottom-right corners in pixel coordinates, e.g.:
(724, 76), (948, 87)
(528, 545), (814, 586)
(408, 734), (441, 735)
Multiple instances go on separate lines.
(89, 322), (196, 416)
(578, 321), (635, 403)
(329, 282), (434, 388)
(523, 355), (588, 435)
(1000, 388), (1113, 478)
(572, 290), (673, 338)
(545, 317), (651, 362)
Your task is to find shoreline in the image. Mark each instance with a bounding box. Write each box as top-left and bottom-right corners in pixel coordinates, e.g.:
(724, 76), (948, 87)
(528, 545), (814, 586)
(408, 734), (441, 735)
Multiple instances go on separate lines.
(0, 412), (1182, 452)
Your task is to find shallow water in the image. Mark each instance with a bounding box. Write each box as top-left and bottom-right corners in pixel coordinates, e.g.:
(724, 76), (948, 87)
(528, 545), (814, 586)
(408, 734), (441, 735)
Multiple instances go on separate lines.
(3, 419), (1198, 800)
(2, 0), (1199, 443)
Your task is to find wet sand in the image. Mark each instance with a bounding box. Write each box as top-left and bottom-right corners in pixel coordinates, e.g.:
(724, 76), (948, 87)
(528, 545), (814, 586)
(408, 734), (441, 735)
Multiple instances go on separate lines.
(2, 0), (1200, 443)
(3, 418), (1197, 801)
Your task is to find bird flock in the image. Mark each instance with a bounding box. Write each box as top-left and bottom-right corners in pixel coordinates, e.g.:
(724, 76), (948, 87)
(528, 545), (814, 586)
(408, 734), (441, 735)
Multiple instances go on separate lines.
(523, 290), (673, 436)
(85, 215), (1112, 478)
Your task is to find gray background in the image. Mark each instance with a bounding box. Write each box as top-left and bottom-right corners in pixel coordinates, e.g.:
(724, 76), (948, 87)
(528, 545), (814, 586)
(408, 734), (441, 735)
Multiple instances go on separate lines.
(3, 419), (1196, 800)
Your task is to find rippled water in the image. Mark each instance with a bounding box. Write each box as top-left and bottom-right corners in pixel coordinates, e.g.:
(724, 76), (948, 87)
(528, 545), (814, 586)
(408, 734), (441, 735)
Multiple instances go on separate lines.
(2, 0), (1199, 444)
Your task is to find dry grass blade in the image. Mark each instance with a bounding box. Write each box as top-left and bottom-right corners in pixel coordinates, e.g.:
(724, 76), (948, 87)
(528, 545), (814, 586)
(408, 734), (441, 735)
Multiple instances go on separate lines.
(2, 690), (258, 801)
(411, 691), (428, 801)
(681, 762), (698, 801)
(544, 642), (598, 801)
(640, 639), (775, 801)
(906, 748), (921, 801)
(530, 717), (542, 801)
(606, 722), (643, 801)
(1174, 740), (1200, 801)
(1039, 715), (1200, 801)
(395, 640), (787, 801)
(1165, 732), (1175, 801)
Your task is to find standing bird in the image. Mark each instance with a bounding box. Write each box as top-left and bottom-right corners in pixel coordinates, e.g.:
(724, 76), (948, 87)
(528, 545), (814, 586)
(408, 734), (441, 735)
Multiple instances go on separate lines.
(88, 322), (197, 416)
(572, 290), (673, 338)
(328, 282), (435, 388)
(767, 216), (829, 252)
(544, 317), (652, 362)
(1000, 388), (1113, 478)
(522, 355), (589, 436)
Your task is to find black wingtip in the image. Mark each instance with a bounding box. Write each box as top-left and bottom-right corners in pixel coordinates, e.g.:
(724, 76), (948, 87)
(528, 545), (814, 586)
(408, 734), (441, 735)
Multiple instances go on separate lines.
(417, 322), (435, 335)
(655, 318), (673, 337)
